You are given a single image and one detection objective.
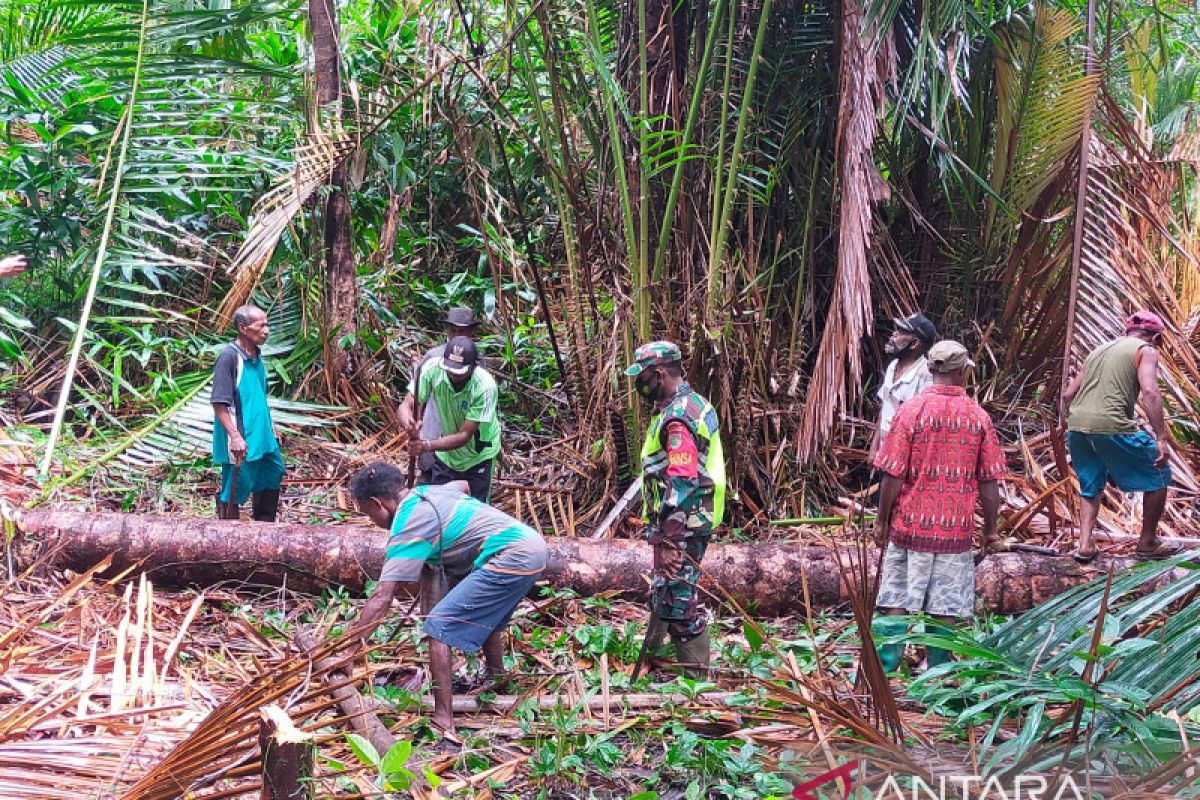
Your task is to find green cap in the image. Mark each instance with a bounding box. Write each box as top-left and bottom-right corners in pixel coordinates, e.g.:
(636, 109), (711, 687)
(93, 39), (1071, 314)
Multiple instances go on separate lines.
(625, 341), (682, 376)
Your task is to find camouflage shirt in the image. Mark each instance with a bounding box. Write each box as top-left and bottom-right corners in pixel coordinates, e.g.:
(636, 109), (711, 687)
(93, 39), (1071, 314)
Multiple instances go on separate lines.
(641, 382), (723, 543)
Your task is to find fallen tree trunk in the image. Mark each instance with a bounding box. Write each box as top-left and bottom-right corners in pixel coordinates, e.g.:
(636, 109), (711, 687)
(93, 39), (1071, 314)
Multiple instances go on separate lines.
(14, 509), (1139, 614)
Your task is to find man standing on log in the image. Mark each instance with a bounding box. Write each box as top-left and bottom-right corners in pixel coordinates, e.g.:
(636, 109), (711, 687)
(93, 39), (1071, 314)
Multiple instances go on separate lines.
(346, 462), (547, 735)
(404, 307), (481, 485)
(869, 312), (937, 462)
(211, 304), (285, 521)
(397, 335), (500, 502)
(1062, 310), (1178, 563)
(871, 340), (1004, 672)
(626, 341), (726, 676)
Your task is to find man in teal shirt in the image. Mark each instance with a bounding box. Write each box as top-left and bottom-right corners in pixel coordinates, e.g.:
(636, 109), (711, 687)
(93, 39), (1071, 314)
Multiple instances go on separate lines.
(398, 336), (500, 501)
(346, 462), (546, 736)
(211, 304), (285, 521)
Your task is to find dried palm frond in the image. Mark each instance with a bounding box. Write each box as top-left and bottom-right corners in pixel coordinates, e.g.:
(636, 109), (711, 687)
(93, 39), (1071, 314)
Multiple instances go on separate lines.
(794, 0), (884, 463)
(214, 129), (358, 324)
(121, 630), (369, 800)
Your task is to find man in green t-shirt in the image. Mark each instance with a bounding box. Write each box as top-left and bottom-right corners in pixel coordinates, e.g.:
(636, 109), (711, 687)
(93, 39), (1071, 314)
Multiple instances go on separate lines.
(397, 336), (500, 501)
(1061, 310), (1176, 563)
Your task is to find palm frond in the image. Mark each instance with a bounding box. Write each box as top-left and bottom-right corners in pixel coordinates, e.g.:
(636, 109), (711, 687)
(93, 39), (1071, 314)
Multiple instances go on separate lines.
(214, 129), (359, 324)
(118, 384), (346, 468)
(0, 44), (74, 106)
(795, 0), (884, 463)
(986, 6), (1101, 249)
(910, 553), (1200, 785)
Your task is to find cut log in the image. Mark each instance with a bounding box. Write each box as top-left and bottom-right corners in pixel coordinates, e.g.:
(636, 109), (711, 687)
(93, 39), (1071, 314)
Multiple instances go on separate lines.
(12, 509), (1158, 614)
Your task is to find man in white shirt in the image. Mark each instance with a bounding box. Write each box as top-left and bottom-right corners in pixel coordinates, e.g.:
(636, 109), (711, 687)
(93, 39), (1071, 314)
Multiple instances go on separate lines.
(869, 312), (938, 461)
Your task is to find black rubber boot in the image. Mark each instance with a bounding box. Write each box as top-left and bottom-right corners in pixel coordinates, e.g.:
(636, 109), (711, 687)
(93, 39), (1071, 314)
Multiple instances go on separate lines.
(251, 489), (280, 522)
(673, 629), (711, 679)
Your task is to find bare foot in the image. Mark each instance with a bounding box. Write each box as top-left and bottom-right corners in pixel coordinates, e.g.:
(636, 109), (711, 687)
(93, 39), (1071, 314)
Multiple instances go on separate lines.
(481, 671), (515, 694)
(430, 712), (460, 743)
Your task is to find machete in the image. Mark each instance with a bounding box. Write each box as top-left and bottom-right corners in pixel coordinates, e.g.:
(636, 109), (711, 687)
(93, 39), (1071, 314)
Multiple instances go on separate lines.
(630, 608), (667, 681)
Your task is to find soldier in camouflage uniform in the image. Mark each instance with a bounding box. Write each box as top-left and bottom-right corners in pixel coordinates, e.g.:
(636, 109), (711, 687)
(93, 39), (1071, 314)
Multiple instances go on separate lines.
(625, 341), (726, 675)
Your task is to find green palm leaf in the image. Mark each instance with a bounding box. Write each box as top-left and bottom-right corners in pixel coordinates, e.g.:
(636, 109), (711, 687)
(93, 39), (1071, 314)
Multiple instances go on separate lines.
(985, 6), (1101, 248)
(910, 554), (1200, 782)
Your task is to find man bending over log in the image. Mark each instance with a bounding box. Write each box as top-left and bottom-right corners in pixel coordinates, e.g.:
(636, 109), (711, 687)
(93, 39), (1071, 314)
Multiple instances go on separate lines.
(346, 462), (547, 735)
(871, 340), (1005, 673)
(1061, 310), (1177, 563)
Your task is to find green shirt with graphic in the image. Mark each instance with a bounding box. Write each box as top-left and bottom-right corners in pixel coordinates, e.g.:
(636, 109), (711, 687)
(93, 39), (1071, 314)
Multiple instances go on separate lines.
(417, 366), (501, 471)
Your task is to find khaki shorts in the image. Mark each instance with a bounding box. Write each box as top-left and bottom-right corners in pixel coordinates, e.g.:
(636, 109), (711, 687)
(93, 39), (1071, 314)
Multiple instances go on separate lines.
(876, 544), (975, 618)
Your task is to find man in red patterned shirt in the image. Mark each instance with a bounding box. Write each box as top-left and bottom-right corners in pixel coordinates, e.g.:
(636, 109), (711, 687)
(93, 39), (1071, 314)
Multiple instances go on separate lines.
(870, 340), (1005, 673)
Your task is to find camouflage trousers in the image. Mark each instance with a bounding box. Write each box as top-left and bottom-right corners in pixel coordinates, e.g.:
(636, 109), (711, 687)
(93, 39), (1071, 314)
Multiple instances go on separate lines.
(651, 535), (710, 642)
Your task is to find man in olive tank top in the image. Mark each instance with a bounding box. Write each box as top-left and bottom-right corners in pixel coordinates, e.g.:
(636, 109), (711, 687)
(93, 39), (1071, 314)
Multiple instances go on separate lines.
(1062, 310), (1177, 562)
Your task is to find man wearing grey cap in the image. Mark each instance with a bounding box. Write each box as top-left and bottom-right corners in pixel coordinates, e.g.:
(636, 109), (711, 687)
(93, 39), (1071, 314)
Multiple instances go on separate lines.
(399, 307), (481, 483)
(870, 340), (1005, 674)
(869, 312), (937, 462)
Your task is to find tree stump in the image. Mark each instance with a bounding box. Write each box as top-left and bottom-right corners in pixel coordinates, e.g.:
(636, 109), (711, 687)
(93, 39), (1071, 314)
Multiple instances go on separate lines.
(259, 705), (314, 800)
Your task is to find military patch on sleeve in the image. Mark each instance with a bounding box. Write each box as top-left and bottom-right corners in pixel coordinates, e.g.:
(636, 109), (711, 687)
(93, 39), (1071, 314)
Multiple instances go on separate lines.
(668, 450), (693, 466)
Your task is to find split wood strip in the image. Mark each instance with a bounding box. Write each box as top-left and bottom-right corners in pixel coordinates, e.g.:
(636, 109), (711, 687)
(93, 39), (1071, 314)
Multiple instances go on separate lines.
(491, 480), (575, 495)
(294, 631), (394, 756)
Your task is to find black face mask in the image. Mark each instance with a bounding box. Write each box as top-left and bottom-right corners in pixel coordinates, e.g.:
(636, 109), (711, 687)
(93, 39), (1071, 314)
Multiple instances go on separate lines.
(635, 369), (662, 406)
(885, 338), (918, 358)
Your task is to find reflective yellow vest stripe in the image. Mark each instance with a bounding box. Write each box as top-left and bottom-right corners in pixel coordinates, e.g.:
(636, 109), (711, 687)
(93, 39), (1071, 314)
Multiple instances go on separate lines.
(640, 389), (726, 528)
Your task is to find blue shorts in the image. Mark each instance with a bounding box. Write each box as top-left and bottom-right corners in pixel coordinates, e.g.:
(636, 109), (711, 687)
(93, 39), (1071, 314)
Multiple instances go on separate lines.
(219, 450), (285, 504)
(1067, 431), (1171, 498)
(424, 567), (539, 652)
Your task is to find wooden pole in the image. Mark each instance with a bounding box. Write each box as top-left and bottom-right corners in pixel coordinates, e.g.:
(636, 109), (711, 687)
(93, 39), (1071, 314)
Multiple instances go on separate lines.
(294, 631), (395, 756)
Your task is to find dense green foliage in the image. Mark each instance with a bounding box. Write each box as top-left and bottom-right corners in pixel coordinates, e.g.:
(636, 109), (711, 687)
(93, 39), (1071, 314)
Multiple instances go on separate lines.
(1, 0), (1198, 507)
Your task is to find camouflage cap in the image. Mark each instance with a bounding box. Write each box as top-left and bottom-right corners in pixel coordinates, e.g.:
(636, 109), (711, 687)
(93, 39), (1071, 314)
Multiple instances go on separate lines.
(624, 341), (682, 376)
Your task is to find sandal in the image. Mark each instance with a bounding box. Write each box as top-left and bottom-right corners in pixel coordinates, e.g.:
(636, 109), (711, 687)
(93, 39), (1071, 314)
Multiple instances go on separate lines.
(1134, 541), (1183, 561)
(1072, 548), (1098, 564)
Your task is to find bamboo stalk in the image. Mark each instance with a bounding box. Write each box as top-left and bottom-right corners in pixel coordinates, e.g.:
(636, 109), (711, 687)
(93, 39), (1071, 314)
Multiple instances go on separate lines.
(704, 0), (774, 326)
(636, 0), (651, 335)
(584, 0), (642, 335)
(652, 0), (730, 284)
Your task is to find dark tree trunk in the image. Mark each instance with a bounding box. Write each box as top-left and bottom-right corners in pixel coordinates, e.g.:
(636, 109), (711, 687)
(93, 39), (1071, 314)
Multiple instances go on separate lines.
(308, 0), (357, 399)
(14, 509), (1142, 616)
(258, 708), (315, 800)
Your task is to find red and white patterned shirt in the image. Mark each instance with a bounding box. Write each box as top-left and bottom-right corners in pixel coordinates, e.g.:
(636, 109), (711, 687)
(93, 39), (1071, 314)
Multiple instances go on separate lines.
(873, 385), (1006, 554)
